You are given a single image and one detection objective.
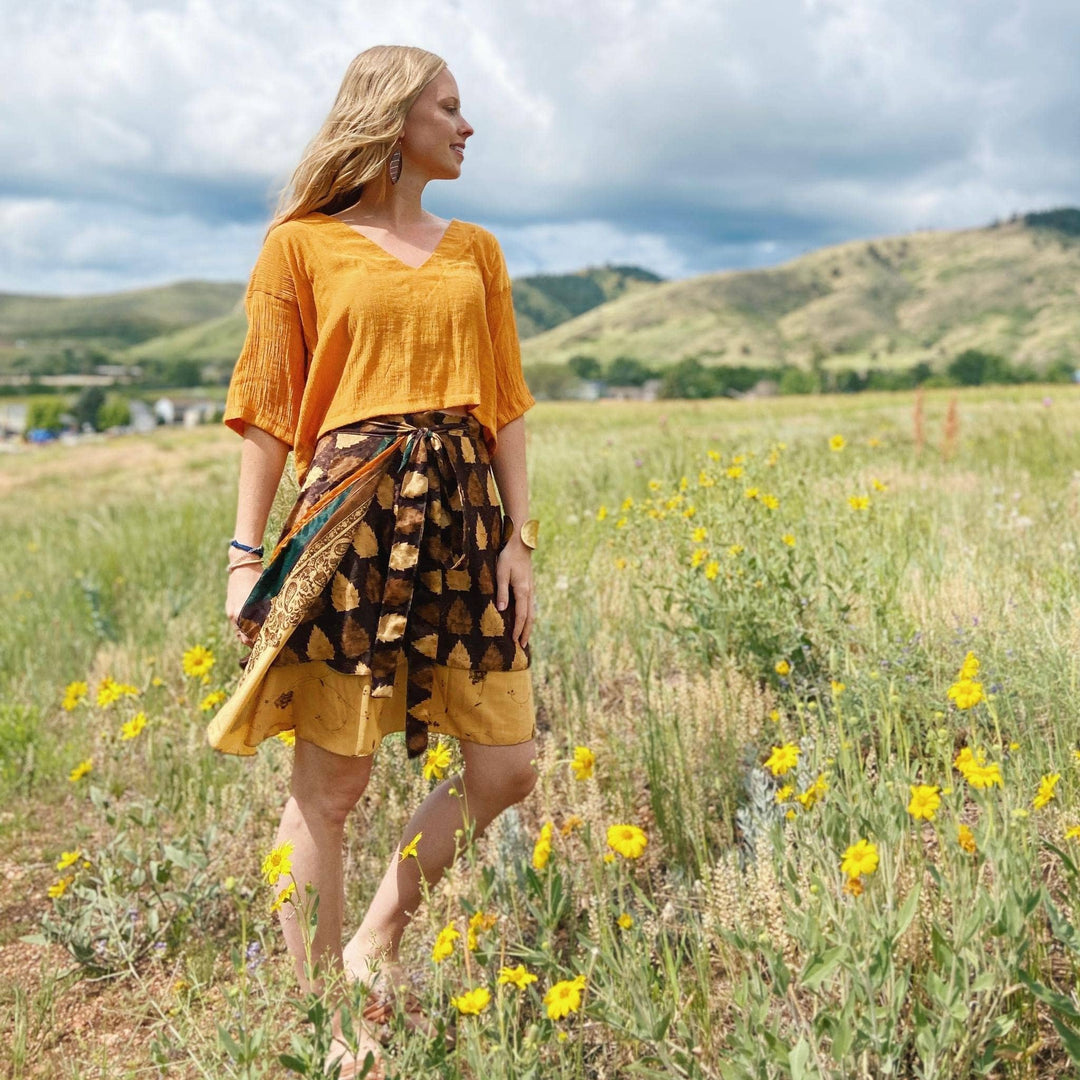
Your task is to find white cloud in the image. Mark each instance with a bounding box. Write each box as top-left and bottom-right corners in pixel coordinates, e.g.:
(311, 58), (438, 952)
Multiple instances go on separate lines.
(0, 0), (1077, 293)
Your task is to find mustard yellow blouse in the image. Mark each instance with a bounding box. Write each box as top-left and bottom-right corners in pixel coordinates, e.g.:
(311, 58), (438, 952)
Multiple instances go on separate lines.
(222, 212), (535, 483)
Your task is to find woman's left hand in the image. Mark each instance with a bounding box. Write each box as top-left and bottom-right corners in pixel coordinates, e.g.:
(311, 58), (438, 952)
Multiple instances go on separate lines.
(495, 538), (535, 648)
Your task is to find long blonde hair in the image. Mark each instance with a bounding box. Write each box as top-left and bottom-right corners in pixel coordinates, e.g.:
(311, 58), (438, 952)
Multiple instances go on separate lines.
(265, 45), (447, 237)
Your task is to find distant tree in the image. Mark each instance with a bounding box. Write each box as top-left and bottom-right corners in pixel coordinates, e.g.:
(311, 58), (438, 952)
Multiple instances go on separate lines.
(522, 362), (580, 400)
(97, 395), (132, 430)
(946, 349), (1012, 386)
(604, 355), (655, 386)
(72, 385), (107, 430)
(777, 367), (820, 395)
(659, 357), (716, 399)
(25, 397), (65, 433)
(567, 354), (603, 381)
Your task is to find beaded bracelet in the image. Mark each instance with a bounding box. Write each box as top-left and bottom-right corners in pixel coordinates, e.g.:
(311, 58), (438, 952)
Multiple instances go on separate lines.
(229, 539), (265, 558)
(226, 557), (263, 574)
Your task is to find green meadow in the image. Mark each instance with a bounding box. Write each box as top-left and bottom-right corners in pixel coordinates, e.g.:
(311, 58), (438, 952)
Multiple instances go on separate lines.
(3, 386), (1080, 1077)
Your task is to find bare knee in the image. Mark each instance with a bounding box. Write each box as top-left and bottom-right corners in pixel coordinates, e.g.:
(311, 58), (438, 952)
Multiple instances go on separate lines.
(289, 738), (373, 827)
(468, 760), (537, 810)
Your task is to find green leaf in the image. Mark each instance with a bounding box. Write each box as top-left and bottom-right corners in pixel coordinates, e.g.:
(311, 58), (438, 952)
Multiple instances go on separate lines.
(789, 1038), (811, 1080)
(801, 947), (845, 992)
(1018, 969), (1080, 1020)
(1052, 1015), (1080, 1065)
(895, 882), (920, 939)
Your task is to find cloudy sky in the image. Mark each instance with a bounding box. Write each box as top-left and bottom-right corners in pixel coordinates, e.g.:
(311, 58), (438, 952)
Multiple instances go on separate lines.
(1, 0), (1077, 295)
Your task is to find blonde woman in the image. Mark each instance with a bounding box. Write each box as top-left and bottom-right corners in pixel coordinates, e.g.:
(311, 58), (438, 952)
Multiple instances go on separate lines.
(207, 45), (541, 1077)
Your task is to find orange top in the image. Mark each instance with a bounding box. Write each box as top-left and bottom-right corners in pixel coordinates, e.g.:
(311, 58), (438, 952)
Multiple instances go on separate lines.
(222, 212), (535, 483)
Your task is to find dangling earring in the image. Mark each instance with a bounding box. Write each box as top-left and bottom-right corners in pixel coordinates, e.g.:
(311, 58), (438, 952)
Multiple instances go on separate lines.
(388, 145), (402, 185)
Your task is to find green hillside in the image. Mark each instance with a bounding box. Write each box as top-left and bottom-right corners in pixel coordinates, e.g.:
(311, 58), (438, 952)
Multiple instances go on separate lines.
(522, 212), (1080, 373)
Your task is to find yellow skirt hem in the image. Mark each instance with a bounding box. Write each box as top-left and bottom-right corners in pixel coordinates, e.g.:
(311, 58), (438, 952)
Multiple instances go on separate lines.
(206, 658), (536, 759)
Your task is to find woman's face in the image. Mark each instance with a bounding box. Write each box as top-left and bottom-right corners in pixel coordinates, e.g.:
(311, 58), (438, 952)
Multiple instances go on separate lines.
(400, 68), (474, 181)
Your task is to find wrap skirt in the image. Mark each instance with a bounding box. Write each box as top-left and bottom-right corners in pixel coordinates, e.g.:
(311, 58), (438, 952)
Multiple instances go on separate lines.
(206, 409), (535, 760)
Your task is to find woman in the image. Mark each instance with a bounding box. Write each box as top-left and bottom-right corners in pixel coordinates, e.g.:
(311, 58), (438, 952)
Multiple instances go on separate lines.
(206, 45), (541, 1077)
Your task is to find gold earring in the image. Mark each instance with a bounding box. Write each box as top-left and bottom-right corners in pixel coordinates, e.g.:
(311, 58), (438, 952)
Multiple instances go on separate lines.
(389, 145), (402, 184)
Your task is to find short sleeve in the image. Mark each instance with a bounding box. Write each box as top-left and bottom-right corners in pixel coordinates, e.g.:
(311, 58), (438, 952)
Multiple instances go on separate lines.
(483, 236), (536, 430)
(222, 231), (308, 446)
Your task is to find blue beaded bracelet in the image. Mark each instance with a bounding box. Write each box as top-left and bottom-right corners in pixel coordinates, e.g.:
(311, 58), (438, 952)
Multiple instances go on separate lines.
(229, 539), (265, 558)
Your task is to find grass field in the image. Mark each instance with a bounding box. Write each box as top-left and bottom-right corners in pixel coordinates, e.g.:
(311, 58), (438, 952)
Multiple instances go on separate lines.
(3, 387), (1080, 1078)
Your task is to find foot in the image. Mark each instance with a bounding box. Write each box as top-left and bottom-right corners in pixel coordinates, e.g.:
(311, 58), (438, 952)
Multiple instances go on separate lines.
(362, 962), (456, 1047)
(326, 1027), (385, 1079)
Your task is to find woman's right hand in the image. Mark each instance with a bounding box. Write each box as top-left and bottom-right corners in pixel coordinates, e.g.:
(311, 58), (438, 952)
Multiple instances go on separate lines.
(226, 564), (264, 647)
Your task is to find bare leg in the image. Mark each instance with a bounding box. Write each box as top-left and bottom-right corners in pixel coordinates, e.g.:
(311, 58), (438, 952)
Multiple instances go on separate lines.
(342, 737), (538, 982)
(272, 736), (382, 1073)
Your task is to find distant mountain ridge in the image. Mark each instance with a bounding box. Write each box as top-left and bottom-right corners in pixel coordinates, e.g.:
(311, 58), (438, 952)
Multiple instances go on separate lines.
(1, 208), (1077, 382)
(521, 208), (1080, 373)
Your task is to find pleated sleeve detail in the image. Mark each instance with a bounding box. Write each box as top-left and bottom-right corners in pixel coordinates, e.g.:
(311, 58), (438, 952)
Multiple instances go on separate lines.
(223, 245), (309, 446)
(483, 237), (536, 431)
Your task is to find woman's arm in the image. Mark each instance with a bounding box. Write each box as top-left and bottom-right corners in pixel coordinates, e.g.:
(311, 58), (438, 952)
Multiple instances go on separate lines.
(226, 424), (291, 645)
(490, 414), (534, 648)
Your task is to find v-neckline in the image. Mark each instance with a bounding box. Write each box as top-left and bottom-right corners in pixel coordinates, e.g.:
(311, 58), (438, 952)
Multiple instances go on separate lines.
(311, 213), (459, 271)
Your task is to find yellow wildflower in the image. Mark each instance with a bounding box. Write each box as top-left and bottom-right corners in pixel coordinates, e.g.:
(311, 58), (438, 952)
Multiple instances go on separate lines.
(648, 479), (662, 491)
(614, 556), (628, 570)
(947, 678), (984, 710)
(596, 505), (608, 521)
(620, 496), (634, 511)
(761, 494), (779, 510)
(399, 831), (422, 862)
(560, 814), (584, 836)
(533, 822), (553, 869)
(843, 876), (864, 897)
(68, 759), (92, 783)
(706, 449), (721, 462)
(150, 676), (164, 687)
(571, 745), (595, 781)
(432, 923), (461, 963)
(691, 526), (707, 543)
(451, 986), (491, 1015)
(872, 478), (888, 491)
(907, 784), (941, 821)
(1033, 773), (1061, 810)
(768, 708), (781, 722)
(260, 840), (294, 886)
(957, 824), (977, 853)
(698, 469), (715, 487)
(544, 974), (587, 1020)
(423, 742), (453, 781)
(775, 659), (791, 677)
(781, 533), (796, 547)
(727, 544), (744, 558)
(467, 910), (499, 950)
(56, 850), (81, 871)
(690, 546), (708, 568)
(615, 516), (628, 528)
(48, 876), (74, 899)
(119, 712), (147, 740)
(840, 839), (879, 879)
(682, 505), (696, 518)
(61, 681), (88, 711)
(744, 487), (759, 500)
(1065, 825), (1080, 841)
(617, 912), (634, 930)
(795, 774), (829, 810)
(848, 495), (870, 511)
(775, 784), (794, 803)
(199, 690), (226, 712)
(606, 823), (648, 859)
(703, 560), (720, 580)
(764, 743), (800, 777)
(829, 434), (846, 451)
(965, 762), (1004, 790)
(958, 650), (979, 680)
(269, 882), (296, 914)
(181, 645), (215, 679)
(831, 680), (845, 696)
(726, 466), (744, 479)
(498, 964), (538, 990)
(96, 677), (123, 708)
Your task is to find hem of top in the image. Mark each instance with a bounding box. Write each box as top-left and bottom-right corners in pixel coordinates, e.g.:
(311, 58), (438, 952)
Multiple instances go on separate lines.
(223, 411), (295, 448)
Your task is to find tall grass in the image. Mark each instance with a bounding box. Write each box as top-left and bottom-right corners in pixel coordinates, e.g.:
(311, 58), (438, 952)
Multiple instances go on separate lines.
(2, 386), (1080, 1077)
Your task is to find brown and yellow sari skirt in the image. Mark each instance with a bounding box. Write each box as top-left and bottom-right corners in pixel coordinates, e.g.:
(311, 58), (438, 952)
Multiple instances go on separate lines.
(206, 409), (535, 761)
